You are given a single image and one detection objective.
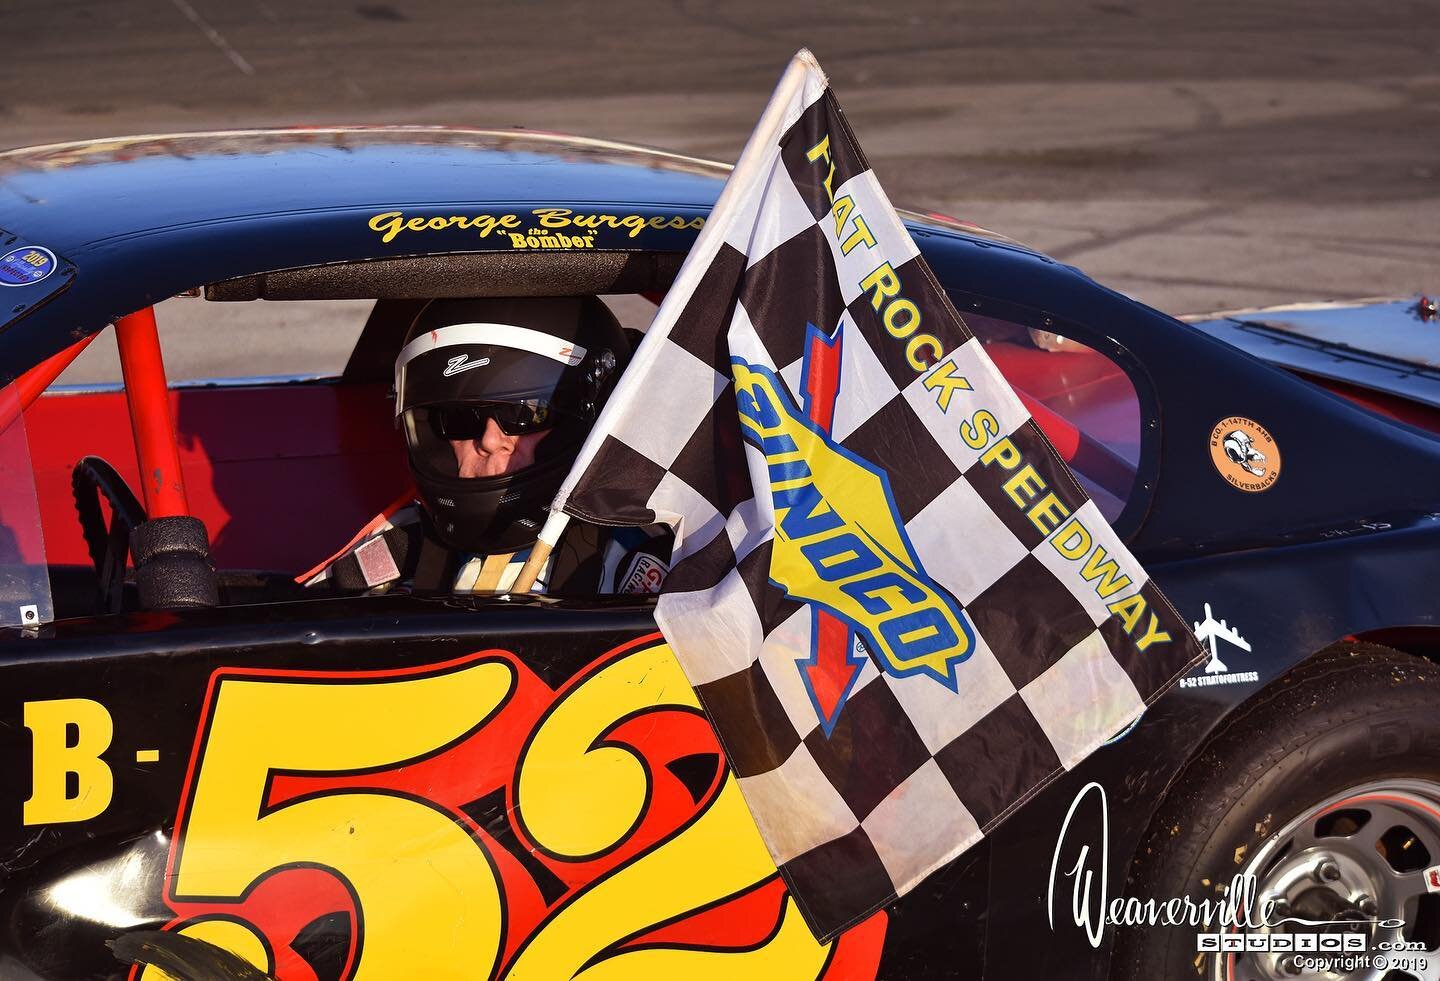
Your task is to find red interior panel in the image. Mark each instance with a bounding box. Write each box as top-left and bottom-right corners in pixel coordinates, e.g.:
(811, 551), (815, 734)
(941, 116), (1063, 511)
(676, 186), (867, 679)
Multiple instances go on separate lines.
(27, 383), (411, 572)
(22, 340), (1151, 575)
(982, 341), (1141, 461)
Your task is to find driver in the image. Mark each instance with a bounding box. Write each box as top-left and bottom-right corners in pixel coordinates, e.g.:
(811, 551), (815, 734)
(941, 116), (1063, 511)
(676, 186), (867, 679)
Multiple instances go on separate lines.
(301, 296), (670, 595)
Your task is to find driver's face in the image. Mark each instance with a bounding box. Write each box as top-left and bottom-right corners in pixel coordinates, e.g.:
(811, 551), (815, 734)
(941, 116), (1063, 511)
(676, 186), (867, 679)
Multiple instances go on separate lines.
(450, 417), (548, 478)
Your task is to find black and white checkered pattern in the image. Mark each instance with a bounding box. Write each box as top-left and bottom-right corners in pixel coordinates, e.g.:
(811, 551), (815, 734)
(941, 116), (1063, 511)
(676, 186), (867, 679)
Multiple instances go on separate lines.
(555, 50), (1205, 941)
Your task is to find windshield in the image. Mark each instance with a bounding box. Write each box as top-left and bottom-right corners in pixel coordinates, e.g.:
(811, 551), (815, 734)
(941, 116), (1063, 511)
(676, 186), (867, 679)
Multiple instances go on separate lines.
(0, 384), (53, 626)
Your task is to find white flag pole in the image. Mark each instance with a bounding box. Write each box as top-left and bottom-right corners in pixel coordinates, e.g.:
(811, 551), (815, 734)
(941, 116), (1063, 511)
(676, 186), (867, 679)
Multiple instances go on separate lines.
(511, 49), (825, 595)
(509, 509), (570, 594)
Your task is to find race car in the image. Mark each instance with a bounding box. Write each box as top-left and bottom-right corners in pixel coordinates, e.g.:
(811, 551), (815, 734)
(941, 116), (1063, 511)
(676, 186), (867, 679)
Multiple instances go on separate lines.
(0, 127), (1437, 981)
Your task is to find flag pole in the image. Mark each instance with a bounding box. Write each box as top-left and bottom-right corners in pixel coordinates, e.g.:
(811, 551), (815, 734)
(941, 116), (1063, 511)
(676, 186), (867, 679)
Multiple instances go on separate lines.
(513, 50), (822, 597)
(545, 49), (824, 510)
(510, 510), (570, 594)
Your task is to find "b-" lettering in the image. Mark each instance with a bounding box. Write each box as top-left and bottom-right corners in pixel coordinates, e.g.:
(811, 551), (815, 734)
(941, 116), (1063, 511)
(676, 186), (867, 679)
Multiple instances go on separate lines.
(24, 698), (114, 825)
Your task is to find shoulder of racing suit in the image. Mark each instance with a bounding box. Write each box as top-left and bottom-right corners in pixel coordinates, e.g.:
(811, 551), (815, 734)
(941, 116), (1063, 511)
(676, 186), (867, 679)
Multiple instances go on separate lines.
(303, 503), (671, 597)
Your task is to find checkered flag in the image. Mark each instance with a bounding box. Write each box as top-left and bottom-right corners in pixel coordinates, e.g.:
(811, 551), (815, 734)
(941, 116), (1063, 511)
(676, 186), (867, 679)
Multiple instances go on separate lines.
(551, 50), (1205, 940)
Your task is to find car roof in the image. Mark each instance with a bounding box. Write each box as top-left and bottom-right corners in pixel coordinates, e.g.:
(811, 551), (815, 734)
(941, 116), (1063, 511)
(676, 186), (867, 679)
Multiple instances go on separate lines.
(0, 127), (1024, 380)
(0, 126), (1017, 247)
(0, 128), (736, 251)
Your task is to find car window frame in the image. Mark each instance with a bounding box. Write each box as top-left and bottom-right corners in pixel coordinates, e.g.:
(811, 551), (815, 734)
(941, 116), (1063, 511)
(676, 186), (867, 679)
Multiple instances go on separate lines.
(941, 287), (1161, 543)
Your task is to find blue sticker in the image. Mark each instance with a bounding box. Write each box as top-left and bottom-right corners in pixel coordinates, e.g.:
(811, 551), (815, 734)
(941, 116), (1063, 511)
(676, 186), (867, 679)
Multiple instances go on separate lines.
(0, 245), (56, 287)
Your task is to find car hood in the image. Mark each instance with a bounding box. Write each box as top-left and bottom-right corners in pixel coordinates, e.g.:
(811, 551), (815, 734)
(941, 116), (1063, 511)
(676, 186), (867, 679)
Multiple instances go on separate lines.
(1184, 295), (1440, 410)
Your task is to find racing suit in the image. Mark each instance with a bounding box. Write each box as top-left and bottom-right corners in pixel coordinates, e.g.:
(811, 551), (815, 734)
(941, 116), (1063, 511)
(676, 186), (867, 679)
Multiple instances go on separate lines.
(301, 502), (670, 597)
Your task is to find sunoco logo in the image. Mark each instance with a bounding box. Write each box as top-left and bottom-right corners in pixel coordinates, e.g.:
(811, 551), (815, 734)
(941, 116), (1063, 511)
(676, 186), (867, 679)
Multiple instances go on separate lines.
(733, 333), (974, 703)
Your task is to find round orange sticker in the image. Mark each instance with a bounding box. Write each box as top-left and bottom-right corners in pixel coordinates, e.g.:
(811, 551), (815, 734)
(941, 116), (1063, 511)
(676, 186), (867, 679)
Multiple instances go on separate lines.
(1209, 417), (1280, 492)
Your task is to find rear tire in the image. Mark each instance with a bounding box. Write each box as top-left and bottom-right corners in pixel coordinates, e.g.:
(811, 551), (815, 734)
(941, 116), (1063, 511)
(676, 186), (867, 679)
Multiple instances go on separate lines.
(1111, 643), (1440, 980)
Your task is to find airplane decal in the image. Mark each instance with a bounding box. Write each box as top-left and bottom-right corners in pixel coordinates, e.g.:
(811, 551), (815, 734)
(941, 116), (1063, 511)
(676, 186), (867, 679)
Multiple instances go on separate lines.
(1180, 603), (1258, 688)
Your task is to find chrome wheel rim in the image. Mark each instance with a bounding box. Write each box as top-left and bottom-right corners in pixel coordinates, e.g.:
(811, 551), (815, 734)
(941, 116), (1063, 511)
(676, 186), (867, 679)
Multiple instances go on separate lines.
(1209, 778), (1440, 981)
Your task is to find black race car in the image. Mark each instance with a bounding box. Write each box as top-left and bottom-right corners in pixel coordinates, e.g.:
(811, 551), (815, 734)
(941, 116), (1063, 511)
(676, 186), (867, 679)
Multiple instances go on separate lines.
(0, 128), (1438, 981)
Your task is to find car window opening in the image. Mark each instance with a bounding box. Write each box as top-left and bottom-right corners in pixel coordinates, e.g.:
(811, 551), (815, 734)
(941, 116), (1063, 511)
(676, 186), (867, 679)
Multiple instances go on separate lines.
(25, 289), (675, 618)
(21, 262), (1140, 618)
(962, 311), (1142, 521)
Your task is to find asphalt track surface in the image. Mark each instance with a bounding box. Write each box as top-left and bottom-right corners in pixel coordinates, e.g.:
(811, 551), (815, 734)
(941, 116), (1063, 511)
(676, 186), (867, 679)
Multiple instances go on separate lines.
(4, 1), (1437, 381)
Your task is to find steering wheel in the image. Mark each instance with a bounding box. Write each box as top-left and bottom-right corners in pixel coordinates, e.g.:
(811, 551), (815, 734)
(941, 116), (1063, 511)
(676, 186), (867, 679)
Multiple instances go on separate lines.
(71, 456), (146, 614)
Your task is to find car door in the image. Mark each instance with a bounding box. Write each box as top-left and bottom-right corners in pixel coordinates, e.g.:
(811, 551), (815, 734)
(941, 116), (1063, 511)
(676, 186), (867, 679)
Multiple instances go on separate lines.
(1, 587), (908, 979)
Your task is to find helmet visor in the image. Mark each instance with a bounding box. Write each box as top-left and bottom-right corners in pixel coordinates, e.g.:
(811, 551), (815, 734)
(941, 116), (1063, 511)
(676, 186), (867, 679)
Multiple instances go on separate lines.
(426, 400), (554, 439)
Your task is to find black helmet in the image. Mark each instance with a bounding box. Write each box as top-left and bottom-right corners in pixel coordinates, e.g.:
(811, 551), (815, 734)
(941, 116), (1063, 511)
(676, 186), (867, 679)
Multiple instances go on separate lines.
(394, 296), (626, 552)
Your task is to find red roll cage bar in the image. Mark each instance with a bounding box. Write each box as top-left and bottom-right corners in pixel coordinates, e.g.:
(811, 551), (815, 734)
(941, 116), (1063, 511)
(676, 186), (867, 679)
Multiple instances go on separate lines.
(9, 306), (191, 520)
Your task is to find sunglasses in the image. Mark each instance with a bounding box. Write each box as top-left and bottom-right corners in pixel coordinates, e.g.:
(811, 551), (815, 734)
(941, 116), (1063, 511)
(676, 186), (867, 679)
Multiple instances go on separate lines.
(428, 401), (554, 439)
